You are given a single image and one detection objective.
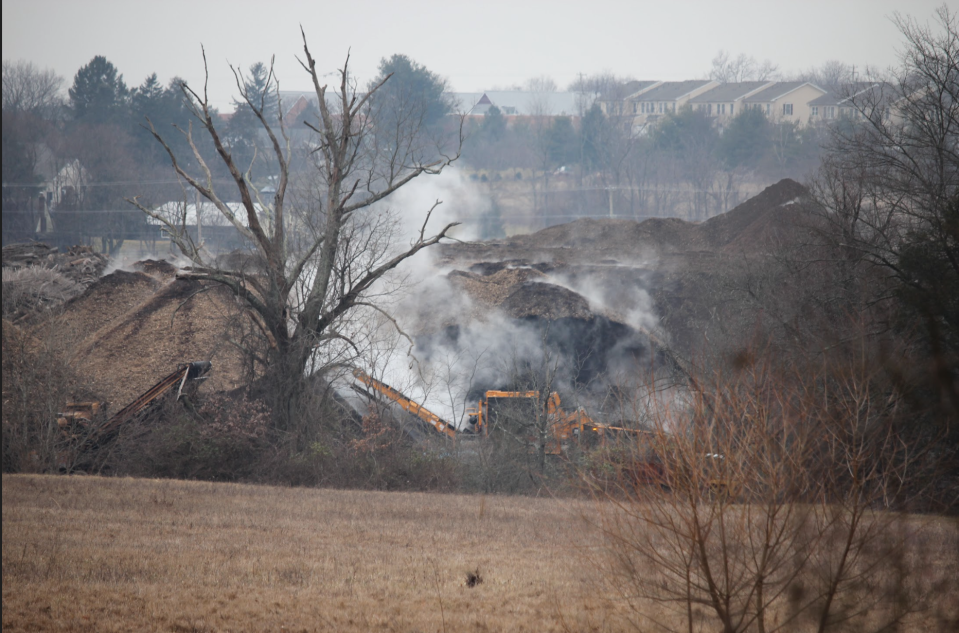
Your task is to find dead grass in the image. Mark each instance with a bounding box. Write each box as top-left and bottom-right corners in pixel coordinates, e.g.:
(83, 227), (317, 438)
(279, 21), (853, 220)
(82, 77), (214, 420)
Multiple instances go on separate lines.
(2, 475), (627, 632)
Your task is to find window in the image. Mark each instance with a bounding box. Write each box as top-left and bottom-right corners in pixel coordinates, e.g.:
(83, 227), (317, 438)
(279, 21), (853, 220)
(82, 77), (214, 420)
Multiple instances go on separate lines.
(765, 103), (771, 115)
(783, 103), (794, 116)
(708, 103), (713, 115)
(812, 106), (819, 117)
(633, 103), (637, 113)
(826, 106), (835, 119)
(721, 103), (726, 114)
(658, 102), (663, 113)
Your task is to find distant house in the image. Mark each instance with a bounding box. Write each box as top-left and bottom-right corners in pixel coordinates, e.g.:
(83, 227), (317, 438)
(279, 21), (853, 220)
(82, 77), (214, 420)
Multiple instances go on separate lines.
(688, 81), (774, 128)
(741, 82), (827, 124)
(149, 200), (268, 251)
(453, 91), (580, 118)
(808, 82), (892, 124)
(598, 80), (659, 117)
(626, 80), (720, 128)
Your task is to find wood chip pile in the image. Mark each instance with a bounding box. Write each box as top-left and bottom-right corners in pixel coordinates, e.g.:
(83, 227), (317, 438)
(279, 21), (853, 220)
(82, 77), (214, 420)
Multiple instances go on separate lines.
(48, 265), (248, 410)
(436, 179), (814, 356)
(2, 242), (109, 287)
(448, 267), (548, 307)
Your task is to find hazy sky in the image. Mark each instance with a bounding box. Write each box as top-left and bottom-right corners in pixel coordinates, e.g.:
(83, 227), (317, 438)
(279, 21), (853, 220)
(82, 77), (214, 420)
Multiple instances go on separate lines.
(3, 0), (948, 109)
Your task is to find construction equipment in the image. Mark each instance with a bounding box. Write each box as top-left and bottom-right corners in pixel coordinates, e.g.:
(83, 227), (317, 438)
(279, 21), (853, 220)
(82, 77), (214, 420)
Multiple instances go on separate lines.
(466, 389), (629, 454)
(352, 368), (654, 455)
(352, 369), (460, 439)
(58, 361), (212, 471)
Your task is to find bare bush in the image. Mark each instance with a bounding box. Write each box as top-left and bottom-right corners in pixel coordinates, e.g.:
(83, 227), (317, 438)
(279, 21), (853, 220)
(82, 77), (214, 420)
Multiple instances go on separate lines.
(1, 267), (83, 321)
(595, 344), (954, 633)
(1, 320), (95, 472)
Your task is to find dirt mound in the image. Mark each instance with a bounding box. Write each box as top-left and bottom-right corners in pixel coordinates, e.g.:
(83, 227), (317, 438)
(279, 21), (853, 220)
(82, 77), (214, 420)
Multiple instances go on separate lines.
(60, 271), (160, 344)
(50, 271), (247, 410)
(449, 267), (548, 307)
(510, 216), (698, 256)
(699, 179), (808, 251)
(501, 282), (593, 320)
(434, 179), (815, 359)
(492, 179), (809, 261)
(133, 259), (178, 278)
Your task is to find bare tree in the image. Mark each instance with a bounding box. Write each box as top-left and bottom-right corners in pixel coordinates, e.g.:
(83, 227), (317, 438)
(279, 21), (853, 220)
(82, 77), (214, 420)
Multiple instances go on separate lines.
(129, 31), (463, 429)
(805, 60), (855, 94)
(2, 60), (64, 117)
(525, 75), (558, 118)
(2, 61), (64, 239)
(710, 51), (780, 84)
(595, 346), (951, 633)
(809, 5), (959, 356)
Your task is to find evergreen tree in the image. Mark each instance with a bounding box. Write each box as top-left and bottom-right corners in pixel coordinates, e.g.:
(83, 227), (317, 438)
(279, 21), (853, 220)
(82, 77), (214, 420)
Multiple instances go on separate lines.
(131, 74), (195, 166)
(580, 103), (608, 171)
(68, 56), (128, 124)
(225, 62), (275, 169)
(717, 107), (769, 170)
(546, 117), (578, 168)
(370, 54), (452, 129)
(481, 105), (506, 142)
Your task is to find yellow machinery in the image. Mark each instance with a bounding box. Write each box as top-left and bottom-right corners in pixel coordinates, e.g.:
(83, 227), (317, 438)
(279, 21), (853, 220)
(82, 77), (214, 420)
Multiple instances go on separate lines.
(352, 368), (651, 454)
(352, 369), (459, 439)
(464, 389), (646, 454)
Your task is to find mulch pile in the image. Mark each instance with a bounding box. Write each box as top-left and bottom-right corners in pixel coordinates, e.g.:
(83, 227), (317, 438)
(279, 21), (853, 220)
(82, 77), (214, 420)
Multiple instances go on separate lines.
(49, 268), (248, 410)
(2, 243), (109, 287)
(437, 179), (815, 354)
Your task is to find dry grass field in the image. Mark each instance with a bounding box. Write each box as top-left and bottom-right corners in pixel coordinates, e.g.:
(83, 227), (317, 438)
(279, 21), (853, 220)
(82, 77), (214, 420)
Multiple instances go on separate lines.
(2, 475), (626, 632)
(4, 475), (957, 633)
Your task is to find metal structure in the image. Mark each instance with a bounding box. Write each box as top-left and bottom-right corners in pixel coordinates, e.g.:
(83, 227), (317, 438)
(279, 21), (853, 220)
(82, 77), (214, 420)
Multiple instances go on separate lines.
(58, 361), (212, 471)
(352, 368), (649, 455)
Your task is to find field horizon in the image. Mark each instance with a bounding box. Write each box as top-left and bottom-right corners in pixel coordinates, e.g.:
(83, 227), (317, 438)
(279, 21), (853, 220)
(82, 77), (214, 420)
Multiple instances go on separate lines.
(2, 474), (626, 632)
(4, 474), (957, 632)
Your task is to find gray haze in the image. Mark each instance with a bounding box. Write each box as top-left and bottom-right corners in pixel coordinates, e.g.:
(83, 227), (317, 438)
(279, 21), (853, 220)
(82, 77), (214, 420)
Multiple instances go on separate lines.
(3, 0), (946, 109)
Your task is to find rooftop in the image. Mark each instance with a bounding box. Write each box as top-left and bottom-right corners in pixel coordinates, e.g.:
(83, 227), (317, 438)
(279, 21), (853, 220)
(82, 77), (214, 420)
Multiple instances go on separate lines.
(743, 82), (824, 102)
(631, 80), (716, 102)
(689, 82), (773, 103)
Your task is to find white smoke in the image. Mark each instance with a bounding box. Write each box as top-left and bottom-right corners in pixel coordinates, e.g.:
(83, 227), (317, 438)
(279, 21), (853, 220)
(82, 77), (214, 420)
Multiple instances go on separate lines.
(348, 167), (671, 431)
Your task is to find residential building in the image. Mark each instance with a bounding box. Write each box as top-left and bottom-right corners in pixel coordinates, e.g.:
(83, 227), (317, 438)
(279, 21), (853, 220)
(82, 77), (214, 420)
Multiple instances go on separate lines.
(598, 80), (659, 117)
(808, 83), (893, 124)
(627, 80), (719, 127)
(453, 91), (580, 118)
(687, 81), (774, 129)
(741, 82), (827, 124)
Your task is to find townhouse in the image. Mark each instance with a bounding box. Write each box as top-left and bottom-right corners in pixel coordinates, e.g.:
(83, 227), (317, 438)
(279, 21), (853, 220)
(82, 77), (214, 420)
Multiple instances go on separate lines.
(739, 81), (827, 124)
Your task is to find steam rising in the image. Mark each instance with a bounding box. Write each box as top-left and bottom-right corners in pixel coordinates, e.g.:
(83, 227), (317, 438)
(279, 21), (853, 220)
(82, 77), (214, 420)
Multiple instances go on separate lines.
(354, 167), (667, 429)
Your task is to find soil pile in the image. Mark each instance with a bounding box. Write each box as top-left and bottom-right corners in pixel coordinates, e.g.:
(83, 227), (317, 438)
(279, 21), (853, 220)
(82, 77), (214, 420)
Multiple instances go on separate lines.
(50, 269), (247, 410)
(697, 178), (808, 252)
(501, 282), (593, 320)
(436, 179), (814, 358)
(449, 267), (548, 307)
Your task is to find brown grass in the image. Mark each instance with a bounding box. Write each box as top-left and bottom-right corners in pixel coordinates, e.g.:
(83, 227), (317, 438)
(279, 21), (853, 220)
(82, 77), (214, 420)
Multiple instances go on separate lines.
(2, 475), (627, 632)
